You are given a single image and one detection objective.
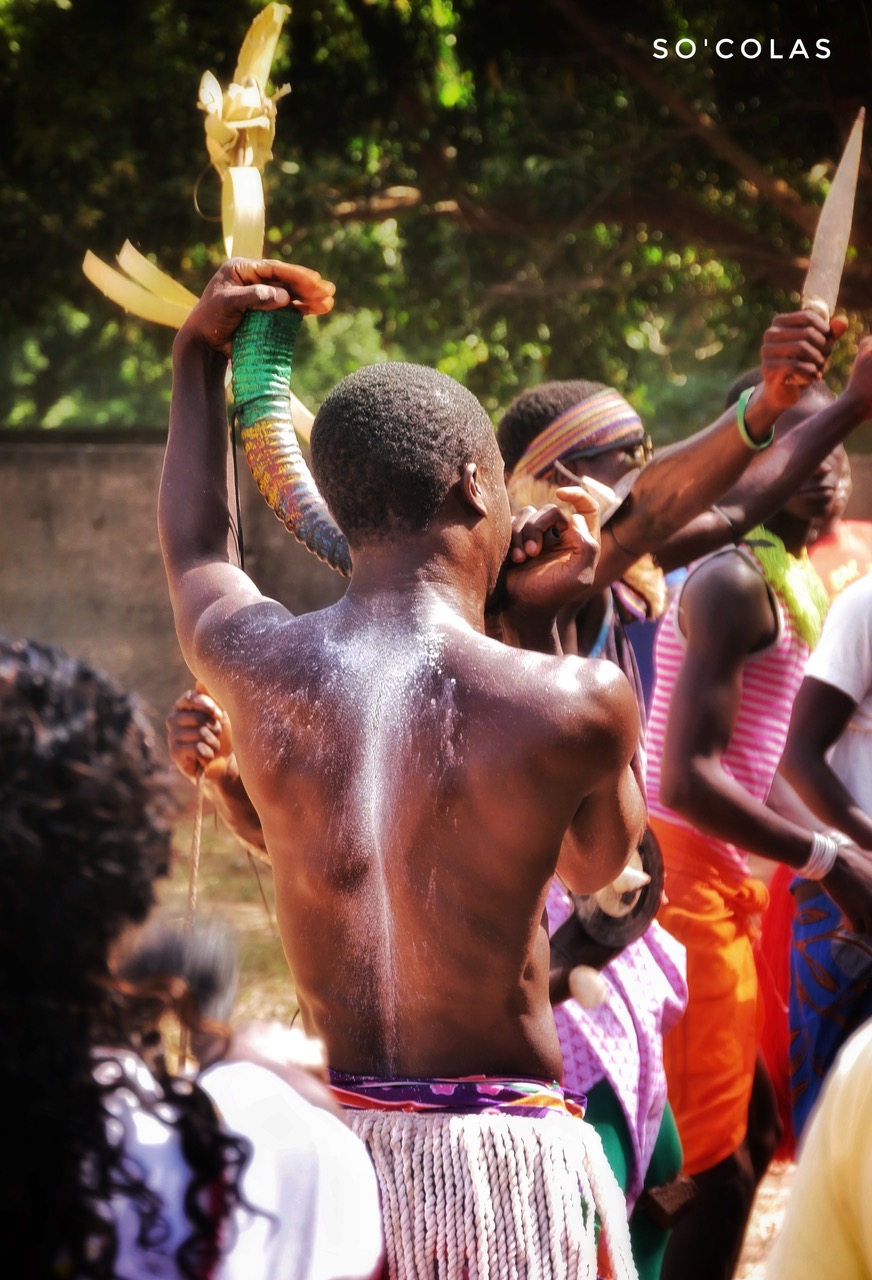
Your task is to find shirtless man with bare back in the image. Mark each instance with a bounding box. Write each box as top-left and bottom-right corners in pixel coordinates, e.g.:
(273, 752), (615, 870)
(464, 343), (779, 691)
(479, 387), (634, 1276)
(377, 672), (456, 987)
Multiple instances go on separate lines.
(160, 258), (646, 1277)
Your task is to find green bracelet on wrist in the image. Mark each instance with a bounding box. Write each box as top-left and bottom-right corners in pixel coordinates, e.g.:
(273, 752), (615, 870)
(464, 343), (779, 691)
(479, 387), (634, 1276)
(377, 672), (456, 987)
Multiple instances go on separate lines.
(736, 386), (775, 452)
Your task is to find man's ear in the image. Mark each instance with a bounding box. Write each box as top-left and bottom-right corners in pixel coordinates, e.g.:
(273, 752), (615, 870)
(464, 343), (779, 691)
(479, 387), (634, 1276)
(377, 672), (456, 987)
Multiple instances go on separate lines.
(459, 462), (488, 517)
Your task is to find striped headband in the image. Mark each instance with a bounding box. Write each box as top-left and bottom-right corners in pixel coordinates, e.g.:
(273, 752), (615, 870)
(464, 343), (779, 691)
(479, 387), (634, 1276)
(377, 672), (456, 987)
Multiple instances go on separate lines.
(511, 388), (645, 481)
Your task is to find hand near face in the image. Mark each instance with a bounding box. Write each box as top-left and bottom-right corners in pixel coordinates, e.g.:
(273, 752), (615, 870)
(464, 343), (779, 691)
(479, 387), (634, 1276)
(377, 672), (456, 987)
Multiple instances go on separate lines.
(503, 485), (602, 617)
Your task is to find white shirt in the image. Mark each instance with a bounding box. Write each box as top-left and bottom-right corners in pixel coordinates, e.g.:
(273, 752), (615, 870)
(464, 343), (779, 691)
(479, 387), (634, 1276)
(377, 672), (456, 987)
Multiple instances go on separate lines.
(203, 1060), (384, 1280)
(101, 1052), (384, 1280)
(804, 573), (872, 814)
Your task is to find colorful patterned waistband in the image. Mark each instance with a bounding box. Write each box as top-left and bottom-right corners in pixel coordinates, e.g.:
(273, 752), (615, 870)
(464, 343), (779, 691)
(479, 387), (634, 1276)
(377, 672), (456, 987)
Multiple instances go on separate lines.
(328, 1071), (587, 1121)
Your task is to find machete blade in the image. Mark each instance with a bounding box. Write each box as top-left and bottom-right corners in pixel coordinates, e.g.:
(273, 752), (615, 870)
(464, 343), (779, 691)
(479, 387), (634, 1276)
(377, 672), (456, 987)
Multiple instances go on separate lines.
(802, 108), (865, 321)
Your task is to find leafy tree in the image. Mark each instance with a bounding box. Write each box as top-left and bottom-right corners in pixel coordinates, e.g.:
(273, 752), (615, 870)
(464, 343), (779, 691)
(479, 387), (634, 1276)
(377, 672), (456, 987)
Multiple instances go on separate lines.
(3, 0), (871, 444)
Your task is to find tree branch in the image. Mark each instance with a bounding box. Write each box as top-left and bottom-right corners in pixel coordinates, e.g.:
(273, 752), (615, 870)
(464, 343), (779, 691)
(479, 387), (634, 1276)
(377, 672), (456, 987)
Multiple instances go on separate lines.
(322, 181), (872, 307)
(546, 0), (821, 238)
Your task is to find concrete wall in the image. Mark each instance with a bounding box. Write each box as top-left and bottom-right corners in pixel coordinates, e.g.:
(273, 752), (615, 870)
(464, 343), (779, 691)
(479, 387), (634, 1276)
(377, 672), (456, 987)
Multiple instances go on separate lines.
(0, 431), (346, 737)
(2, 431), (872, 745)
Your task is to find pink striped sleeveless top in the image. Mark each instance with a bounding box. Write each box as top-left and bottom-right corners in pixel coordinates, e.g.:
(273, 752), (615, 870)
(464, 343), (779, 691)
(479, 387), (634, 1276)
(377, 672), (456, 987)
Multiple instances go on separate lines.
(646, 547), (810, 880)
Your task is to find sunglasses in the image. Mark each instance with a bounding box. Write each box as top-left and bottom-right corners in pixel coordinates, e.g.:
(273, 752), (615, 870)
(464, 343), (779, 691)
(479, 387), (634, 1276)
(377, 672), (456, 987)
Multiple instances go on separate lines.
(553, 434), (654, 481)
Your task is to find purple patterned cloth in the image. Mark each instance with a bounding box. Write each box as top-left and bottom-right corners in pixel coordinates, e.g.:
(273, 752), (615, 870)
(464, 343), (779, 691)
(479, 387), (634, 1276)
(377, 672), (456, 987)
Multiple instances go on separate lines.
(328, 1070), (587, 1120)
(547, 878), (687, 1207)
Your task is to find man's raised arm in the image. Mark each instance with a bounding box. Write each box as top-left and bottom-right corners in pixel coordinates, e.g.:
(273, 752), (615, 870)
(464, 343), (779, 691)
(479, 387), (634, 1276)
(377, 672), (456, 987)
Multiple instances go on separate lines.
(487, 497), (646, 892)
(594, 311), (848, 585)
(654, 336), (872, 571)
(157, 259), (335, 672)
(557, 664), (647, 897)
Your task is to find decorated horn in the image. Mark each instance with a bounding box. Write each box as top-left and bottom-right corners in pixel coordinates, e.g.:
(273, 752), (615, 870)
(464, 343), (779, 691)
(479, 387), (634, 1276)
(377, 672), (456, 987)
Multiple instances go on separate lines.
(550, 825), (665, 978)
(231, 307), (352, 576)
(573, 825), (665, 950)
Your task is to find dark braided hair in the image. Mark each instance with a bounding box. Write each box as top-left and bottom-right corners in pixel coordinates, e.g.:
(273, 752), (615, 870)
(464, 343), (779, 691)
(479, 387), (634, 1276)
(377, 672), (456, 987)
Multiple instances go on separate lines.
(496, 380), (607, 471)
(0, 638), (250, 1279)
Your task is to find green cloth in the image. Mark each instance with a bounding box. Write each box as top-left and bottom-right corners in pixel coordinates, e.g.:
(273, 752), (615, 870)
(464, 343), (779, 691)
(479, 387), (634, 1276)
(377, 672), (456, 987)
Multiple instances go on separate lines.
(585, 1079), (683, 1280)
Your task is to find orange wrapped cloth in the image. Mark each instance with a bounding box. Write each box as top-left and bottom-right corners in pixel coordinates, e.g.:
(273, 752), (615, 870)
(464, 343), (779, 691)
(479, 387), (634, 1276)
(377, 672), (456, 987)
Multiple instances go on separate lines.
(650, 817), (769, 1176)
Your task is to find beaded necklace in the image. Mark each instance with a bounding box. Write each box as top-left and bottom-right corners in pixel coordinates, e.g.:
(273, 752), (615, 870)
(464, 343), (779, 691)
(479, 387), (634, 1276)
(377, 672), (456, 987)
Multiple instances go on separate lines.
(743, 524), (829, 649)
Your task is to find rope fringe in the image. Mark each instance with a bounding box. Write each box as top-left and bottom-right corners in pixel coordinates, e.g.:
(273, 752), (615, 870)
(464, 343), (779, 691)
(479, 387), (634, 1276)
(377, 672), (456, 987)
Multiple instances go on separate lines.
(346, 1109), (637, 1280)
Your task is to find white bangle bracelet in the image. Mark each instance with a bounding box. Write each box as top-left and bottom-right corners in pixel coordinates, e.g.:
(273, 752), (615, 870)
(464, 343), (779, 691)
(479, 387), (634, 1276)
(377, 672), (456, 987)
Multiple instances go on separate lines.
(799, 831), (844, 881)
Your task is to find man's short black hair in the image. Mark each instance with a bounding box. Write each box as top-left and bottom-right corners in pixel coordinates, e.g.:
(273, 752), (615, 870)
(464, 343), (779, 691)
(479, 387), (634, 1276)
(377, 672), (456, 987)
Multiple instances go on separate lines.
(310, 362), (498, 547)
(496, 380), (607, 472)
(724, 367), (835, 410)
(724, 367), (763, 409)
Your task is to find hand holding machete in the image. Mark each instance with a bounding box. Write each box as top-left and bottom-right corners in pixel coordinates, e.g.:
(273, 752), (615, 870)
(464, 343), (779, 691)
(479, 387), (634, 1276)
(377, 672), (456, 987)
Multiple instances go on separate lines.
(783, 108), (865, 384)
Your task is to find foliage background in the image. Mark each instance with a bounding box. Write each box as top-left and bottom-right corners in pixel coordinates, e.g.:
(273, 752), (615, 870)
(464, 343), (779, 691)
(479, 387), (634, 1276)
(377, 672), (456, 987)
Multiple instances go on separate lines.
(3, 0), (872, 443)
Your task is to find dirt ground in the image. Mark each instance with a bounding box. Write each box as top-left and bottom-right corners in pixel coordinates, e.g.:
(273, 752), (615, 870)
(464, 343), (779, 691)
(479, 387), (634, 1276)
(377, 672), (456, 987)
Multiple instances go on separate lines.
(163, 809), (793, 1274)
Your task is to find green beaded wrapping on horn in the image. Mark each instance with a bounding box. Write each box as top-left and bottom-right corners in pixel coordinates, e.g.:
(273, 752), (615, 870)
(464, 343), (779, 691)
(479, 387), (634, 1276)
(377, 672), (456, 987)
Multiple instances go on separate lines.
(231, 308), (352, 576)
